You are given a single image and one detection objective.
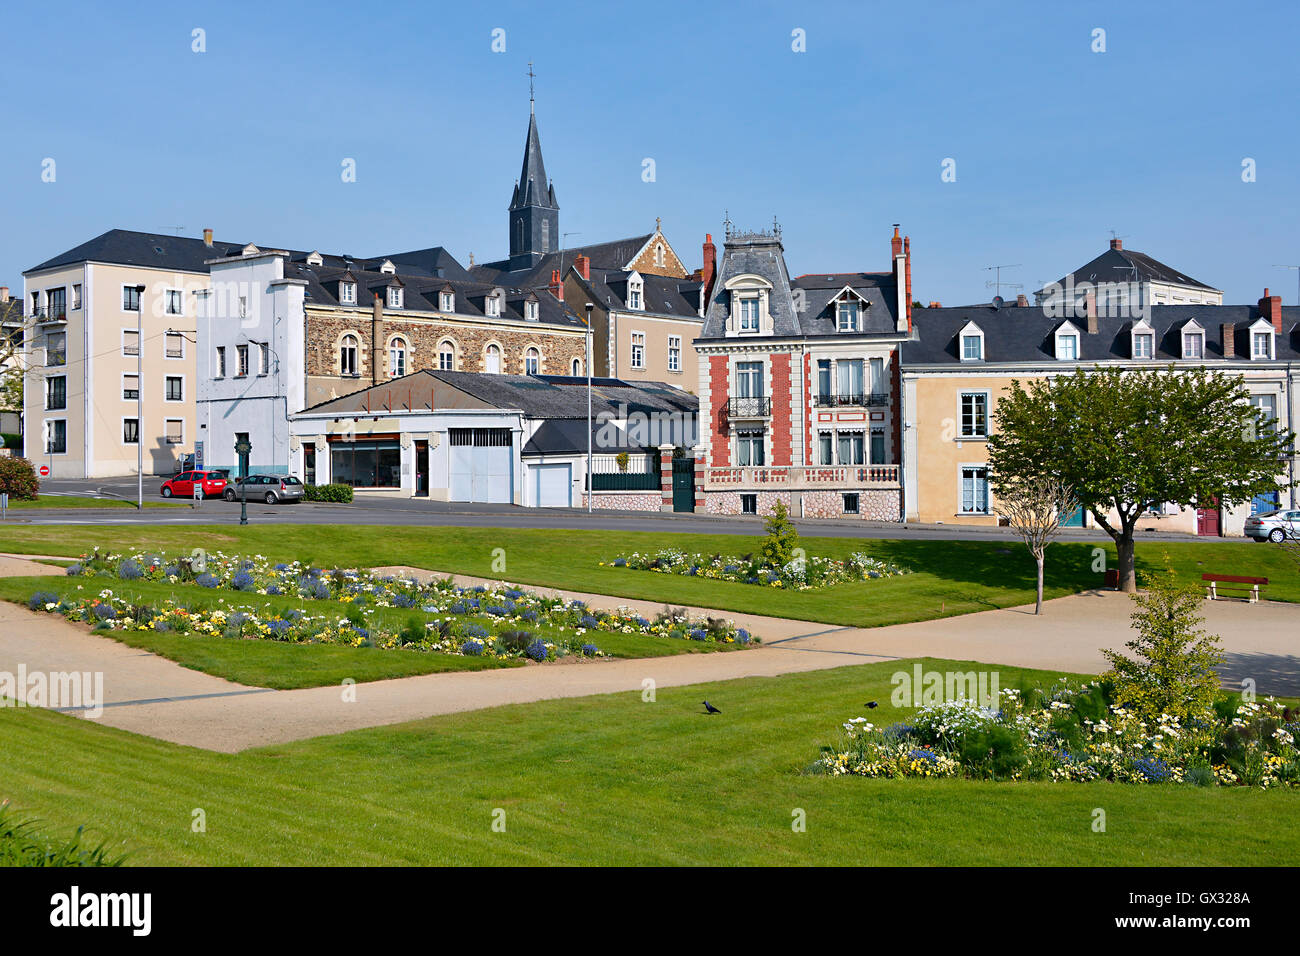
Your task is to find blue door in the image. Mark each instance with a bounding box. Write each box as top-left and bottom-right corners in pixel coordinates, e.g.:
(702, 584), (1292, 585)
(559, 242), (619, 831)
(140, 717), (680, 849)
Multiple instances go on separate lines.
(1252, 491), (1280, 515)
(1061, 505), (1085, 527)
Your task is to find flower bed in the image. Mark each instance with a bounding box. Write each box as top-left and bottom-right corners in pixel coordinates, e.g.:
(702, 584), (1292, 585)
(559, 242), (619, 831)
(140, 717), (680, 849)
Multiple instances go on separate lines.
(817, 683), (1300, 788)
(603, 548), (908, 590)
(40, 550), (756, 661)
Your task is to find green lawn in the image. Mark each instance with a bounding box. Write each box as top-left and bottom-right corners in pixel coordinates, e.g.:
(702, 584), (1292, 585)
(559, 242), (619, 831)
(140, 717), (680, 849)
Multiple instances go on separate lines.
(0, 575), (735, 689)
(2, 658), (1296, 865)
(7, 495), (187, 509)
(0, 524), (1295, 628)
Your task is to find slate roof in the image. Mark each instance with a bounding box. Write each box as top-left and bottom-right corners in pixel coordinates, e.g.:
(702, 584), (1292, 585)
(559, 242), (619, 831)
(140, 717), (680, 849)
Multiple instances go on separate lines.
(471, 234), (654, 289)
(698, 234), (902, 340)
(576, 268), (702, 320)
(902, 303), (1300, 365)
(510, 110), (557, 212)
(1036, 246), (1220, 297)
(522, 418), (641, 455)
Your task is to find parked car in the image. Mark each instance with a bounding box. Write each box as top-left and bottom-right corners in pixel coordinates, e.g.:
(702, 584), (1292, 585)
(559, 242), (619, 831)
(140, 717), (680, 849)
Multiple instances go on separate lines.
(160, 470), (228, 499)
(1244, 509), (1300, 543)
(223, 474), (304, 504)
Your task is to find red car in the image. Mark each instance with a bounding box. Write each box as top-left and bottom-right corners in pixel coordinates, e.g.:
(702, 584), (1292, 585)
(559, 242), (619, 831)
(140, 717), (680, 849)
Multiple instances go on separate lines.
(160, 470), (228, 499)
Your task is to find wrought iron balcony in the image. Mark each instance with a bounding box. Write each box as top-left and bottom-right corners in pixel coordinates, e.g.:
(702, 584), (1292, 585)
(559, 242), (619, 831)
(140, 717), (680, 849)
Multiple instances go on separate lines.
(726, 396), (771, 418)
(814, 392), (890, 408)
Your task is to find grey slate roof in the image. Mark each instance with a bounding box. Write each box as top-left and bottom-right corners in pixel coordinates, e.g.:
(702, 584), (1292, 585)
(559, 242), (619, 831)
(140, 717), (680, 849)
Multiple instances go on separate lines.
(579, 268), (702, 320)
(791, 271), (899, 336)
(511, 110), (557, 212)
(1037, 246), (1220, 297)
(471, 234), (654, 289)
(902, 303), (1300, 365)
(699, 232), (801, 339)
(522, 418), (641, 455)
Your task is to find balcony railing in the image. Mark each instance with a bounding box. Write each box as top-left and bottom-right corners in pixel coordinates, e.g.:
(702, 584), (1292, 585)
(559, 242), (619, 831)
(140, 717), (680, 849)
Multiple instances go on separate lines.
(726, 396), (771, 418)
(706, 464), (900, 488)
(814, 392), (890, 408)
(32, 307), (68, 325)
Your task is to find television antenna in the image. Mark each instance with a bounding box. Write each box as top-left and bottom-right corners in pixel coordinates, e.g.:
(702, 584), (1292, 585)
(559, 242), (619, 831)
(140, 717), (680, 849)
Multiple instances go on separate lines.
(984, 263), (1023, 298)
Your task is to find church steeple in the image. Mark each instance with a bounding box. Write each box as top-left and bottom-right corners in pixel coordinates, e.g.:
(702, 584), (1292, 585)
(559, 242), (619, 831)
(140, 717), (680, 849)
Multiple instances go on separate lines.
(508, 61), (559, 266)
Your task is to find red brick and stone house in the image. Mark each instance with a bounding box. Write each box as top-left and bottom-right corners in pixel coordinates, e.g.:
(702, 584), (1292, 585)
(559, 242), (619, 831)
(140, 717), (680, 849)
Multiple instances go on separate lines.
(693, 222), (912, 520)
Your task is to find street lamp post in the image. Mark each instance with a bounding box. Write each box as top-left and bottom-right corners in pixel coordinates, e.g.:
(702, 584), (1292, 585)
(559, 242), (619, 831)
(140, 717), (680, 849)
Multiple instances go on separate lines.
(134, 284), (146, 510)
(585, 302), (593, 514)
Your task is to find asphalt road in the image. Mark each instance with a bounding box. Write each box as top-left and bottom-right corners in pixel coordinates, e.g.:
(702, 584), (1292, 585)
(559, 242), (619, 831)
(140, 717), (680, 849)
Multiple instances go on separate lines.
(12, 475), (1216, 542)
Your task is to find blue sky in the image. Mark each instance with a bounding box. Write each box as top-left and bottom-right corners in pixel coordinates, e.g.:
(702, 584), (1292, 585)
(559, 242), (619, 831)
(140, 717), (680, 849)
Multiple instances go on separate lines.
(4, 0), (1298, 305)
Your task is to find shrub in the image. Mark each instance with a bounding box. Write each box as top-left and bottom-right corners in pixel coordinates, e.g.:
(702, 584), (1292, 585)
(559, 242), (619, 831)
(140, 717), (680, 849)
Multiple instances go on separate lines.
(303, 483), (353, 503)
(498, 630), (534, 652)
(0, 434), (23, 457)
(398, 616), (425, 646)
(0, 457), (38, 500)
(27, 591), (59, 611)
(758, 500), (799, 568)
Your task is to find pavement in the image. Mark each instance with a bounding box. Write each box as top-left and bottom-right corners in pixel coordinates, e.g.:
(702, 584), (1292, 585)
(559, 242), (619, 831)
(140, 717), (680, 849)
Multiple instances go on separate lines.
(1, 553), (1296, 753)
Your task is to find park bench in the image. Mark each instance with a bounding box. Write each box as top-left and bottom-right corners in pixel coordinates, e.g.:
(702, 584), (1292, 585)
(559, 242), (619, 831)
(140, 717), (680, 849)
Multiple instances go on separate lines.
(1202, 573), (1268, 603)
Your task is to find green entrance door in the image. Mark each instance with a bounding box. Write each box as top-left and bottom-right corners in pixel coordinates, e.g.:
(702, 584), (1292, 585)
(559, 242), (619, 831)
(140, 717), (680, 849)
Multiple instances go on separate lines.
(672, 458), (695, 512)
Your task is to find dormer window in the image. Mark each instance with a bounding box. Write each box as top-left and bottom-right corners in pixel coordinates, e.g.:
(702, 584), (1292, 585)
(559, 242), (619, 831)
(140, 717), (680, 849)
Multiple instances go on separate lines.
(627, 274), (643, 311)
(306, 251), (323, 266)
(959, 321), (985, 361)
(739, 297), (760, 332)
(387, 286), (403, 309)
(1181, 321), (1205, 359)
(1054, 322), (1081, 360)
(837, 300), (859, 332)
(339, 282), (356, 305)
(486, 290), (503, 317)
(440, 291), (454, 313)
(525, 299), (539, 321)
(379, 260), (396, 275)
(1131, 320), (1155, 359)
(1250, 319), (1275, 360)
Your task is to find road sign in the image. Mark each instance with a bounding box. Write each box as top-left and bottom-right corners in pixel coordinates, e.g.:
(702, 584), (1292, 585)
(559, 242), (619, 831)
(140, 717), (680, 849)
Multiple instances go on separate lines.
(39, 465), (50, 477)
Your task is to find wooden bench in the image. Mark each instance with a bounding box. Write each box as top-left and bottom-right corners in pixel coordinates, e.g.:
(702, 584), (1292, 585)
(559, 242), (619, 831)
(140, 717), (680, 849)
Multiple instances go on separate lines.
(1203, 573), (1268, 603)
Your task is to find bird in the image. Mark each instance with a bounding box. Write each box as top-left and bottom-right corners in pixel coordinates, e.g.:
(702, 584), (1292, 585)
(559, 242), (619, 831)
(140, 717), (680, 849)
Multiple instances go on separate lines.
(864, 701), (878, 709)
(702, 701), (721, 715)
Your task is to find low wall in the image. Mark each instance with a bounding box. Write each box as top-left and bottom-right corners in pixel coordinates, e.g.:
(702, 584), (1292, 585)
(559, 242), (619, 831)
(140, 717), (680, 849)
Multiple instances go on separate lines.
(579, 491), (662, 512)
(704, 488), (902, 521)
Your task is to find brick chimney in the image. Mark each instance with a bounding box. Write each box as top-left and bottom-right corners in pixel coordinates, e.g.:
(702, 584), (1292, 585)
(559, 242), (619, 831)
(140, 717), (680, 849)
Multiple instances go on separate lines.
(700, 233), (718, 315)
(549, 269), (564, 302)
(891, 225), (902, 259)
(371, 292), (383, 385)
(203, 228), (213, 248)
(1110, 238), (1122, 251)
(904, 236), (913, 332)
(1016, 293), (1028, 307)
(0, 287), (8, 304)
(574, 253), (590, 281)
(929, 300), (942, 308)
(1084, 290), (1098, 334)
(1259, 287), (1283, 334)
(1221, 323), (1236, 357)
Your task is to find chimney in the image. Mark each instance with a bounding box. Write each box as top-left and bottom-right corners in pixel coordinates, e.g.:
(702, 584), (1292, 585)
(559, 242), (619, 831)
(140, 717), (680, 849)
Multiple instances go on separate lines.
(891, 225), (902, 259)
(1221, 323), (1236, 358)
(372, 292), (383, 385)
(1015, 293), (1028, 307)
(1084, 289), (1098, 334)
(203, 228), (213, 248)
(1110, 238), (1122, 251)
(929, 300), (942, 308)
(0, 287), (8, 304)
(549, 269), (564, 302)
(574, 253), (591, 281)
(700, 233), (718, 315)
(904, 236), (913, 333)
(1259, 287), (1283, 334)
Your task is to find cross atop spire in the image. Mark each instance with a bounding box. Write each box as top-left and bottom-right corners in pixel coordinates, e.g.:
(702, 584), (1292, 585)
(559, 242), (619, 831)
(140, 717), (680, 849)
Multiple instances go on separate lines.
(527, 60), (536, 114)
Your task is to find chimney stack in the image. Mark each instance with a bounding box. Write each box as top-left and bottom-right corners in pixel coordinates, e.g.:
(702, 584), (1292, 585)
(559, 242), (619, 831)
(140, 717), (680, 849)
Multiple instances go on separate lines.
(929, 300), (942, 309)
(700, 233), (718, 316)
(1016, 293), (1028, 307)
(203, 228), (213, 248)
(1221, 323), (1236, 358)
(904, 236), (913, 332)
(0, 287), (8, 304)
(574, 253), (591, 281)
(1110, 238), (1122, 251)
(1085, 290), (1098, 334)
(1259, 287), (1283, 334)
(549, 269), (564, 302)
(891, 225), (902, 259)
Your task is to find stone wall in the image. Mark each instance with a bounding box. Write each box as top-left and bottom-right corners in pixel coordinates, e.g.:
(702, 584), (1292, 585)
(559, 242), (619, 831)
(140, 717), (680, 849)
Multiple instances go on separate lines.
(579, 491), (662, 511)
(703, 488), (902, 521)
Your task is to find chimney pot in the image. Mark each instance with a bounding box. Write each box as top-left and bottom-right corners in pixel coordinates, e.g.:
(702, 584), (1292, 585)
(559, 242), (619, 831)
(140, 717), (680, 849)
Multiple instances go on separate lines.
(891, 226), (903, 259)
(549, 269), (564, 302)
(929, 300), (941, 308)
(1016, 293), (1028, 307)
(1110, 238), (1122, 251)
(700, 233), (718, 316)
(203, 228), (213, 247)
(1258, 288), (1283, 334)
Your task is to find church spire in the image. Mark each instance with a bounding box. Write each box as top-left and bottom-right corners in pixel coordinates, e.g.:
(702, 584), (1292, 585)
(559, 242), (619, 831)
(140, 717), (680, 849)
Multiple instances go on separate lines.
(508, 65), (559, 265)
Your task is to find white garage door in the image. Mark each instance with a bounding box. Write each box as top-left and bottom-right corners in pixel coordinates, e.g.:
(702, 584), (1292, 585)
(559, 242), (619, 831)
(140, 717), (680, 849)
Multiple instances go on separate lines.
(448, 428), (513, 503)
(532, 463), (571, 507)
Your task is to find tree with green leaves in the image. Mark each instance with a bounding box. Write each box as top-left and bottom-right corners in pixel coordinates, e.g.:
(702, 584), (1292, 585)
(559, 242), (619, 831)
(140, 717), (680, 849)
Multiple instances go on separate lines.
(759, 500), (799, 567)
(986, 365), (1294, 592)
(1102, 558), (1224, 723)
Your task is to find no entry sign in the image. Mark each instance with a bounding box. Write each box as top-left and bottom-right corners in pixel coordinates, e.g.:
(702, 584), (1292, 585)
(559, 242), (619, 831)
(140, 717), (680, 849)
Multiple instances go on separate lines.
(39, 465), (50, 477)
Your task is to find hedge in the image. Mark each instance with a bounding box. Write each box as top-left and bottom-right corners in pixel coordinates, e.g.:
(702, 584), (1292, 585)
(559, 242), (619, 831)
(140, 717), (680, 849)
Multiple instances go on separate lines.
(0, 457), (39, 500)
(303, 483), (353, 503)
(0, 434), (22, 456)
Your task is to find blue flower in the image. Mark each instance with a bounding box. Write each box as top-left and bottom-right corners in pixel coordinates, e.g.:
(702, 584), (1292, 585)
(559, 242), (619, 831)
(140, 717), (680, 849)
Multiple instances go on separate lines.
(520, 609), (539, 623)
(92, 603), (117, 621)
(393, 593), (417, 609)
(580, 615), (599, 629)
(486, 605), (508, 616)
(633, 616), (650, 628)
(1133, 756), (1172, 783)
(267, 620), (293, 634)
(266, 584), (282, 596)
(351, 626), (370, 640)
(117, 559), (144, 581)
(908, 747), (938, 764)
(736, 628), (750, 644)
(273, 563), (289, 571)
(581, 644), (599, 656)
(27, 590), (59, 611)
(505, 589), (525, 599)
(231, 570), (256, 591)
(449, 601), (469, 614)
(196, 573), (220, 589)
(462, 624), (489, 639)
(462, 640), (484, 656)
(525, 639), (549, 662)
(689, 628), (707, 641)
(613, 558), (627, 567)
(163, 564), (182, 578)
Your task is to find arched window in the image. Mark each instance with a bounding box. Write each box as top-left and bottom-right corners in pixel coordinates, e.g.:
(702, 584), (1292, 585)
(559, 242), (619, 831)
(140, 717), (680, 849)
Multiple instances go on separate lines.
(485, 344), (501, 374)
(340, 335), (358, 376)
(525, 347), (540, 375)
(655, 243), (665, 267)
(388, 337), (407, 378)
(571, 357), (581, 376)
(438, 340), (456, 371)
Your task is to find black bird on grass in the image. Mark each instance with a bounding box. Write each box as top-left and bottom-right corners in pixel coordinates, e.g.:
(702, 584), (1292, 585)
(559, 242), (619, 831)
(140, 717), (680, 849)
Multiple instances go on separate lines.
(702, 700), (721, 715)
(864, 701), (878, 709)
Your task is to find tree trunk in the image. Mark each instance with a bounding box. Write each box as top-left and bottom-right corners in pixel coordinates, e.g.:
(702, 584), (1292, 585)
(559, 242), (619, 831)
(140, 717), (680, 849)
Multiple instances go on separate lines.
(1116, 534), (1137, 592)
(1035, 554), (1044, 614)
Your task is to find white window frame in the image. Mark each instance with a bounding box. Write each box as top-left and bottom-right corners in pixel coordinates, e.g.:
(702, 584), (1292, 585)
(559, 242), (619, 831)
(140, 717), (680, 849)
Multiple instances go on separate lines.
(627, 275), (644, 311)
(259, 342), (271, 375)
(837, 299), (860, 333)
(387, 286), (404, 309)
(959, 465), (991, 515)
(958, 390), (989, 439)
(340, 336), (358, 377)
(236, 343), (250, 378)
(1249, 320), (1275, 360)
(735, 429), (766, 466)
(44, 374), (68, 411)
(215, 346), (226, 378)
(121, 372), (140, 401)
(486, 293), (502, 318)
(1181, 321), (1205, 359)
(484, 343), (502, 374)
(438, 340), (456, 372)
(738, 296), (760, 332)
(1055, 322), (1080, 361)
(121, 329), (141, 357)
(958, 321), (984, 362)
(164, 418), (185, 446)
(164, 288), (184, 316)
(525, 299), (539, 321)
(440, 291), (455, 313)
(525, 347), (541, 375)
(339, 282), (357, 305)
(71, 284), (82, 311)
(1131, 320), (1155, 360)
(121, 284), (141, 313)
(630, 331), (646, 369)
(164, 331), (185, 360)
(164, 374), (185, 403)
(667, 335), (682, 372)
(122, 416), (141, 446)
(43, 418), (68, 455)
(389, 337), (407, 378)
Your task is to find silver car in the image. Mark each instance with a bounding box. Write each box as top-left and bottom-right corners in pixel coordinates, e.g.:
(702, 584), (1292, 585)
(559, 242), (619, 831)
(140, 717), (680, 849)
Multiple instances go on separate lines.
(223, 474), (304, 504)
(1244, 509), (1300, 543)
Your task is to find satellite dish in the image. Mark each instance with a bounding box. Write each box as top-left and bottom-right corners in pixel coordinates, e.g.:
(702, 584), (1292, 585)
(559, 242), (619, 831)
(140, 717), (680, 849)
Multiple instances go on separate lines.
(992, 295), (1004, 310)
